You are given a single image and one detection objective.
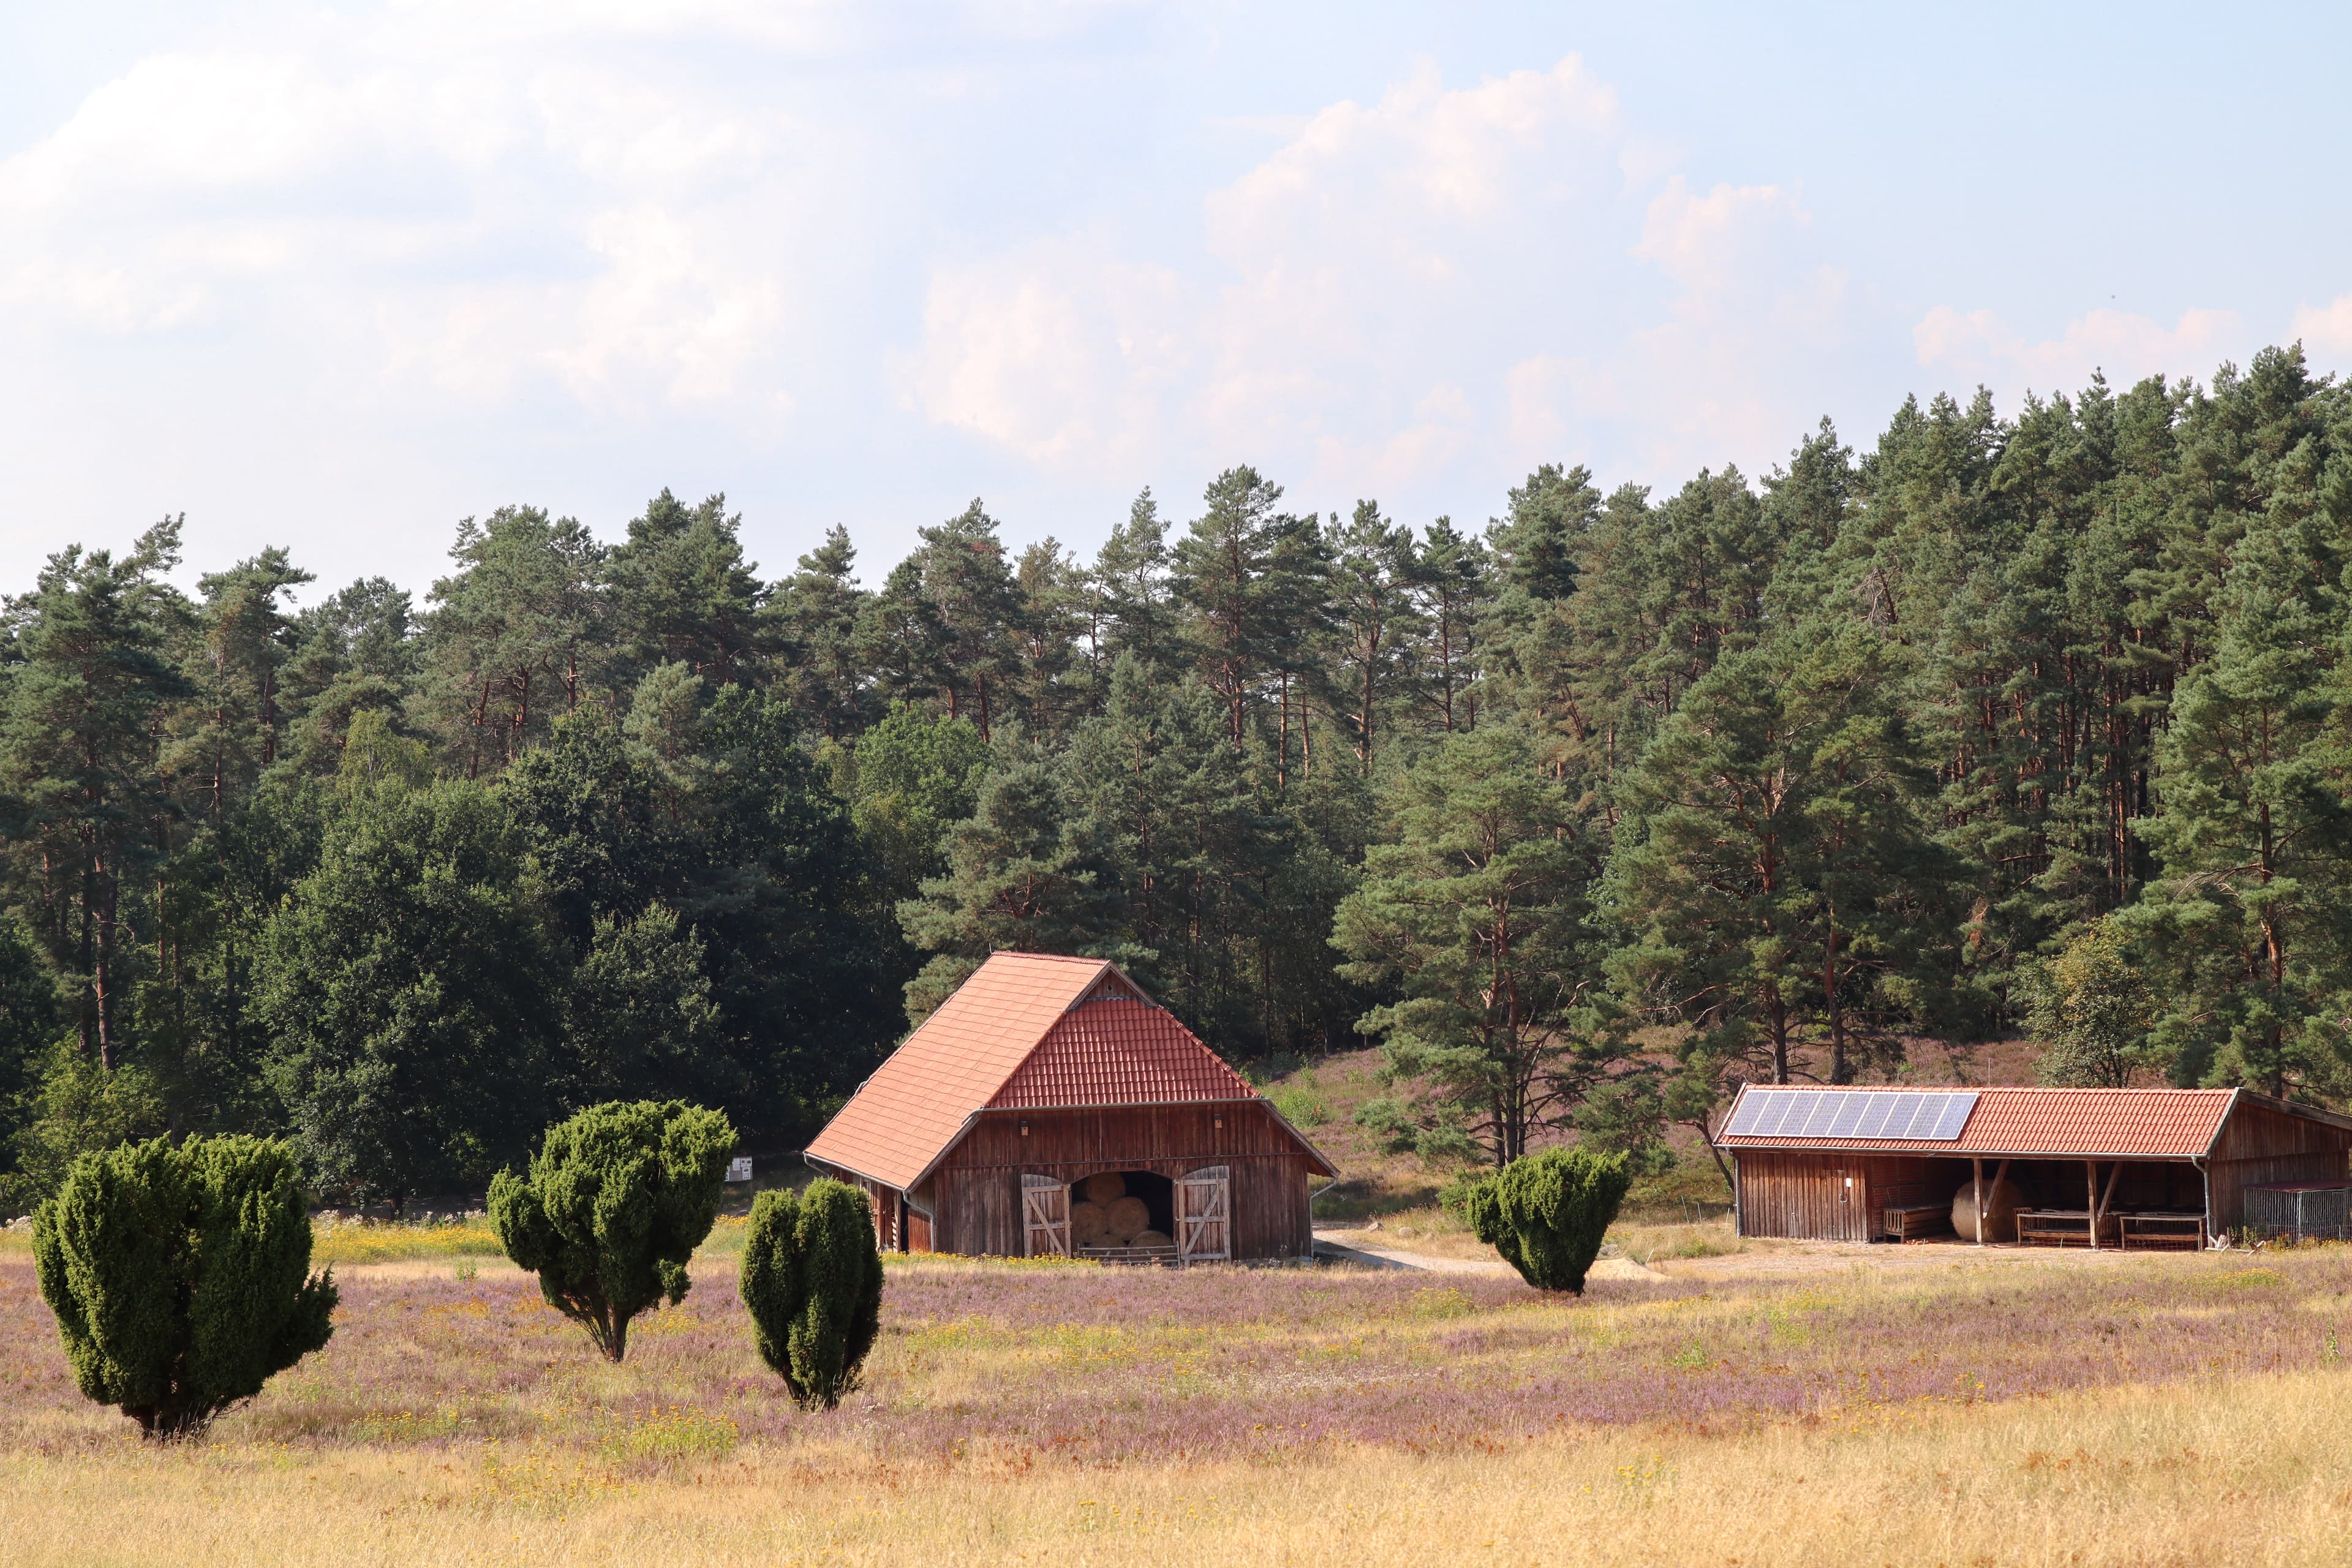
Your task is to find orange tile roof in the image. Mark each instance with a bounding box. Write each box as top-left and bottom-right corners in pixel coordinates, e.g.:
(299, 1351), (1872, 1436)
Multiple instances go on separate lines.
(804, 952), (1329, 1190)
(1718, 1086), (2239, 1157)
(990, 998), (1261, 1108)
(805, 952), (1109, 1190)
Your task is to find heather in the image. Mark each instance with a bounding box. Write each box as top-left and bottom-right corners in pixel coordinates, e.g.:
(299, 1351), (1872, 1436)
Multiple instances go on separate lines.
(6, 1250), (2350, 1468)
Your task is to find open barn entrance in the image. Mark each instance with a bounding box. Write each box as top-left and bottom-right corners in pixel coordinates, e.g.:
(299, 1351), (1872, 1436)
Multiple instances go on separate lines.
(1883, 1158), (2208, 1248)
(1072, 1170), (1175, 1256)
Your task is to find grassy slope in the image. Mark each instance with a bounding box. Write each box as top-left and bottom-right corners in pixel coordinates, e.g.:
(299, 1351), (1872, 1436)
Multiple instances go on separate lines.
(6, 1247), (2352, 1565)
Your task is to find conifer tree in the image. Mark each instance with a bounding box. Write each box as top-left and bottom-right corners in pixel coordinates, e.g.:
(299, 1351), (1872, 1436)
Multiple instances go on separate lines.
(34, 1134), (336, 1436)
(739, 1176), (883, 1410)
(489, 1099), (735, 1362)
(1333, 725), (1613, 1163)
(2126, 507), (2352, 1096)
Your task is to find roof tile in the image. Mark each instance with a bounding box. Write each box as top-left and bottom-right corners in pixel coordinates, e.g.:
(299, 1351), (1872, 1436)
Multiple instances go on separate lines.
(990, 998), (1259, 1108)
(804, 952), (1106, 1190)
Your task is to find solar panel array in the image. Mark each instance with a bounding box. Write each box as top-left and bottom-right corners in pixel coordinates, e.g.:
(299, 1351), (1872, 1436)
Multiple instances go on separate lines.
(1722, 1088), (1978, 1142)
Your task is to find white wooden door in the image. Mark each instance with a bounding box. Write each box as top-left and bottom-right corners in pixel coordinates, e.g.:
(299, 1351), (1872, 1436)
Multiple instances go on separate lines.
(1022, 1174), (1070, 1257)
(1177, 1166), (1231, 1262)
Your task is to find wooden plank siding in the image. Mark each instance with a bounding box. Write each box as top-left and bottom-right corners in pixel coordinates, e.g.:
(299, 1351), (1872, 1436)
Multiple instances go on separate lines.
(1735, 1152), (1943, 1240)
(2207, 1100), (2352, 1232)
(919, 1102), (1316, 1261)
(848, 1174), (900, 1252)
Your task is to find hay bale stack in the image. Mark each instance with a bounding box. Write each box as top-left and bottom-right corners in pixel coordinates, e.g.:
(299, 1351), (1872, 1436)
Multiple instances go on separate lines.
(1130, 1229), (1172, 1250)
(1104, 1195), (1150, 1243)
(1082, 1173), (1126, 1205)
(1070, 1200), (1110, 1246)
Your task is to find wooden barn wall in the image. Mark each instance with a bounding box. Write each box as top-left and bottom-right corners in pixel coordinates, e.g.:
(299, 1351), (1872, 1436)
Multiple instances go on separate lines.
(1733, 1151), (1928, 1241)
(925, 1102), (1316, 1260)
(848, 1175), (901, 1251)
(2207, 1102), (2352, 1229)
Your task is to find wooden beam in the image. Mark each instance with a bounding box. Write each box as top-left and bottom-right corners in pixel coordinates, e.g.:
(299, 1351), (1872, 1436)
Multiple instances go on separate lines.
(1973, 1158), (1986, 1248)
(2085, 1160), (2100, 1251)
(2098, 1160), (2123, 1224)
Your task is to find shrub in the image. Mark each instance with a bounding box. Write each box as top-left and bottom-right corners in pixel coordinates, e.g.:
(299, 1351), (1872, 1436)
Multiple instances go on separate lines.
(1457, 1146), (1631, 1294)
(32, 1134), (337, 1437)
(488, 1099), (735, 1361)
(739, 1178), (884, 1410)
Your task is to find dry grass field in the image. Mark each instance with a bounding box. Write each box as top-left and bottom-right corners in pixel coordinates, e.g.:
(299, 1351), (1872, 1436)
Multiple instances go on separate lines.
(7, 1226), (2352, 1566)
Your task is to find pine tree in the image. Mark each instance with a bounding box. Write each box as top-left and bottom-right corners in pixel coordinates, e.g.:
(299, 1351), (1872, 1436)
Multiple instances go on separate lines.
(769, 525), (873, 741)
(2126, 502), (2352, 1096)
(605, 489), (767, 684)
(1608, 623), (1953, 1088)
(0, 519), (190, 1066)
(421, 506), (611, 777)
(1333, 724), (1614, 1163)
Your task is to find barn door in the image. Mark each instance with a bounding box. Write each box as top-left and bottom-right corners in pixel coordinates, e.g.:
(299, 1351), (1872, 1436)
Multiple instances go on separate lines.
(1177, 1166), (1231, 1262)
(1022, 1174), (1070, 1257)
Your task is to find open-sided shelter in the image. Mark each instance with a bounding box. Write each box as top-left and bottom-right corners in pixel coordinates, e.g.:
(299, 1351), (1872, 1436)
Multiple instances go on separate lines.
(804, 952), (1336, 1262)
(1720, 1085), (2352, 1248)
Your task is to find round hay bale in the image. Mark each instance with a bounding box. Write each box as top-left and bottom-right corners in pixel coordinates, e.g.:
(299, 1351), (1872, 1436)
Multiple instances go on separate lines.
(1104, 1195), (1150, 1242)
(1082, 1172), (1126, 1205)
(1070, 1200), (1110, 1245)
(1951, 1177), (2025, 1243)
(1130, 1229), (1172, 1250)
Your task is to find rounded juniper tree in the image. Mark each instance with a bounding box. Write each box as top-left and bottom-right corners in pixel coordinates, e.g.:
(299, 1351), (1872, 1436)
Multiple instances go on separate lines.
(34, 1134), (337, 1437)
(1453, 1146), (1631, 1294)
(739, 1177), (884, 1410)
(488, 1099), (735, 1362)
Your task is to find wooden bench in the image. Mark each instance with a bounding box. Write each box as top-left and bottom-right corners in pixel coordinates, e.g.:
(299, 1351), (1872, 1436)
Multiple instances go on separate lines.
(2015, 1208), (2119, 1248)
(2117, 1211), (2206, 1250)
(1882, 1202), (1953, 1242)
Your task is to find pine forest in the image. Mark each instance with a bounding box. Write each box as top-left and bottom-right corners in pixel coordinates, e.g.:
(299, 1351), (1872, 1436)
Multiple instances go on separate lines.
(5, 345), (2350, 1211)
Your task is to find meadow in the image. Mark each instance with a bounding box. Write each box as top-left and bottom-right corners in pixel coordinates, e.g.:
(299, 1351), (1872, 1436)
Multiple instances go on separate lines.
(7, 1229), (2352, 1565)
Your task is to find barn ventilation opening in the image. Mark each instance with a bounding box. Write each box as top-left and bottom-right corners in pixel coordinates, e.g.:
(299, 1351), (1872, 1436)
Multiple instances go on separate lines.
(1072, 1170), (1175, 1254)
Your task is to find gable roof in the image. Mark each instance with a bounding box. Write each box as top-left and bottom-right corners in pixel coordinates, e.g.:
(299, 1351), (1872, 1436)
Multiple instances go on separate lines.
(1717, 1085), (2301, 1158)
(804, 951), (1332, 1190)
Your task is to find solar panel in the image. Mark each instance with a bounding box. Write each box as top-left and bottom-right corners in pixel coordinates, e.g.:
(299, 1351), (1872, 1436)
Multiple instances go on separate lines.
(1723, 1088), (1978, 1141)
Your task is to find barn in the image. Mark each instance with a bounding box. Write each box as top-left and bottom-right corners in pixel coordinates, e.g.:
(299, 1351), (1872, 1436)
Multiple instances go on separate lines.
(1720, 1084), (2352, 1248)
(803, 951), (1337, 1262)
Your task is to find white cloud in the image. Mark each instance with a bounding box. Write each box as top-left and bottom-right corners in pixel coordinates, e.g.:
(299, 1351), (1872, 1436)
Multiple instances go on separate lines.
(905, 55), (1855, 498)
(0, 12), (836, 417)
(1913, 304), (2247, 396)
(2291, 293), (2352, 355)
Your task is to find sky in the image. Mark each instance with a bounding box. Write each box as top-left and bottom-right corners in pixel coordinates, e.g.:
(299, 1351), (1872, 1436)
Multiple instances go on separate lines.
(6, 1), (2352, 601)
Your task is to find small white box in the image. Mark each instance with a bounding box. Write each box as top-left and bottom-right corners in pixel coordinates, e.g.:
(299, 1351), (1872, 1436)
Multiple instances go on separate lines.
(726, 1156), (753, 1183)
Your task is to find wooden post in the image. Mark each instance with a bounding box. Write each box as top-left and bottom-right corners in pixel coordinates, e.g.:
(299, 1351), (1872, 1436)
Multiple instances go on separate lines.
(1973, 1158), (1985, 1248)
(2085, 1160), (2099, 1251)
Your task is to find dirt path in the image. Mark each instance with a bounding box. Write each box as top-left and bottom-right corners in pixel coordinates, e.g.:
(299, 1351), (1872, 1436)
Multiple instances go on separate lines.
(1313, 1232), (1670, 1283)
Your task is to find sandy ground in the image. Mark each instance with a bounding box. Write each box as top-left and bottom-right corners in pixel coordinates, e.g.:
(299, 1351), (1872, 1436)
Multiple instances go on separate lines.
(1311, 1231), (1671, 1282)
(1311, 1226), (2244, 1284)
